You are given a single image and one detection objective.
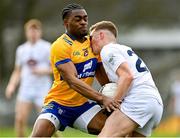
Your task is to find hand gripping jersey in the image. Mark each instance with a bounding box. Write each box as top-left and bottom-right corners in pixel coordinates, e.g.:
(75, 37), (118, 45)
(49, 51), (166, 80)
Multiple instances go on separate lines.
(44, 33), (99, 107)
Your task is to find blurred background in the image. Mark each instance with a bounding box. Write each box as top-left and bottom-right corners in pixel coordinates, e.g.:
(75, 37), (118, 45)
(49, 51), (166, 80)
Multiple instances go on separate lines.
(0, 0), (180, 137)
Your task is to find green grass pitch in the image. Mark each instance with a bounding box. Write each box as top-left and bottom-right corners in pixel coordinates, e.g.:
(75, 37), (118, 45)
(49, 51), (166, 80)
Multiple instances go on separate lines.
(0, 126), (179, 137)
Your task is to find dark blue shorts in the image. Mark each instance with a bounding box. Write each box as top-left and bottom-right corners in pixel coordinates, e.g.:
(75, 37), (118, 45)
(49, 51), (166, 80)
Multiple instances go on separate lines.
(40, 101), (98, 131)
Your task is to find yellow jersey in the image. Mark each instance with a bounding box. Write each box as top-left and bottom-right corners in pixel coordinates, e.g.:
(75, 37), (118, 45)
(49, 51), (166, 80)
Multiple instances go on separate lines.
(44, 33), (99, 107)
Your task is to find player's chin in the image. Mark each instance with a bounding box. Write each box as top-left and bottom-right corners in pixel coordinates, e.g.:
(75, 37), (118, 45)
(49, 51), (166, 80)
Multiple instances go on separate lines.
(80, 29), (88, 36)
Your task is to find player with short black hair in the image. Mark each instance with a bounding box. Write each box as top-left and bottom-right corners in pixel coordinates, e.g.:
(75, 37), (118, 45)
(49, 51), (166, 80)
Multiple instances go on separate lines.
(62, 3), (84, 20)
(30, 4), (120, 137)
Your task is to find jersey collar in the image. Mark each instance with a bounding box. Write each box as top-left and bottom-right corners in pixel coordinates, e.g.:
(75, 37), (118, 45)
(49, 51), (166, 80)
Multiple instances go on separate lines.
(66, 32), (88, 42)
(66, 32), (76, 41)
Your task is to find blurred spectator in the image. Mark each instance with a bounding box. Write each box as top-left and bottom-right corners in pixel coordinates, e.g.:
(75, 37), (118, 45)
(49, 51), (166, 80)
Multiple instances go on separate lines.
(171, 79), (180, 116)
(5, 19), (52, 137)
(171, 74), (180, 133)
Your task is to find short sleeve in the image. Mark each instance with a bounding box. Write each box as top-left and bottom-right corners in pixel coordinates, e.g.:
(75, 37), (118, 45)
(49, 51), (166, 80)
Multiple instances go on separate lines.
(51, 40), (71, 67)
(44, 43), (51, 66)
(171, 81), (180, 96)
(15, 47), (22, 67)
(101, 46), (126, 73)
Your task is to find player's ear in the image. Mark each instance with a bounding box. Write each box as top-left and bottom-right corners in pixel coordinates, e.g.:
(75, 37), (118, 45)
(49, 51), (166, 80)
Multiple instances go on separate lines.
(99, 31), (104, 40)
(63, 19), (68, 28)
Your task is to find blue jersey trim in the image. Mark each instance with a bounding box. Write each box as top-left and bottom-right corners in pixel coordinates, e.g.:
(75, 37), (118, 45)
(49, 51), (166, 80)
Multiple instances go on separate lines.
(63, 36), (73, 46)
(66, 32), (77, 41)
(55, 59), (71, 67)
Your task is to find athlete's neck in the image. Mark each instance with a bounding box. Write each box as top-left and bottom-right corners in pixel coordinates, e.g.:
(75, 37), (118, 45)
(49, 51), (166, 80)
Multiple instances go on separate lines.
(28, 39), (39, 46)
(103, 39), (117, 47)
(66, 32), (87, 43)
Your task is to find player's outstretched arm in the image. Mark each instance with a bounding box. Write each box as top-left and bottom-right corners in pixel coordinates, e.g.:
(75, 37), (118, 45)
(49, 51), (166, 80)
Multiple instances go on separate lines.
(56, 61), (119, 111)
(5, 65), (21, 99)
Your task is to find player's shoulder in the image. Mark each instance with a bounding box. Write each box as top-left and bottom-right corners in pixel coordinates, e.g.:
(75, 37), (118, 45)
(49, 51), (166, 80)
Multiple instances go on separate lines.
(101, 43), (118, 53)
(51, 33), (73, 49)
(110, 43), (130, 48)
(34, 39), (51, 53)
(62, 34), (73, 46)
(120, 44), (131, 50)
(39, 39), (51, 46)
(104, 43), (131, 51)
(101, 43), (131, 58)
(16, 42), (28, 52)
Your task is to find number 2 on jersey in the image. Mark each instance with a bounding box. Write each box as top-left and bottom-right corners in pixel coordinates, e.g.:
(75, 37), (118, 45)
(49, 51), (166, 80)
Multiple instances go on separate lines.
(127, 50), (148, 73)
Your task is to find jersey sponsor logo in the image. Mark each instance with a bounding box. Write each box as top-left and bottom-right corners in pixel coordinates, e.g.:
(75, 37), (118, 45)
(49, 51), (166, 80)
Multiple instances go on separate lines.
(63, 36), (73, 46)
(59, 58), (97, 80)
(75, 58), (97, 79)
(83, 60), (93, 72)
(78, 71), (95, 78)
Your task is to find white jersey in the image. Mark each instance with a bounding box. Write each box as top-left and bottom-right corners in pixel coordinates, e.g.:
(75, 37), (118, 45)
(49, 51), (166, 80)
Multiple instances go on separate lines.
(100, 43), (162, 104)
(15, 39), (52, 88)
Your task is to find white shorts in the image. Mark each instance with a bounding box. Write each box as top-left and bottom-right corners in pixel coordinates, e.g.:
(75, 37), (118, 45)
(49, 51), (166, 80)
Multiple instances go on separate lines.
(73, 103), (102, 132)
(121, 97), (163, 136)
(17, 85), (50, 107)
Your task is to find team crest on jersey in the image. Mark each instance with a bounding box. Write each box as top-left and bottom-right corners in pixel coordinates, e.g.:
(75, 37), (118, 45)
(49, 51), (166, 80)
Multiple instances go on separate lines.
(83, 48), (88, 56)
(27, 59), (37, 67)
(108, 54), (115, 65)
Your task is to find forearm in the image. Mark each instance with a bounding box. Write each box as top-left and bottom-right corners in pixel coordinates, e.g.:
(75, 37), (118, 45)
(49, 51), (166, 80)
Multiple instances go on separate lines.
(67, 77), (103, 103)
(56, 62), (103, 103)
(38, 68), (52, 75)
(7, 71), (20, 88)
(32, 67), (52, 75)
